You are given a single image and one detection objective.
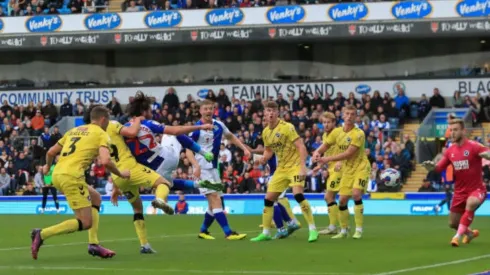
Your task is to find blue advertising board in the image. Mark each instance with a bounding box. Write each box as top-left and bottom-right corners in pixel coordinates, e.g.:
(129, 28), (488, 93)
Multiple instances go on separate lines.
(1, 193), (489, 216)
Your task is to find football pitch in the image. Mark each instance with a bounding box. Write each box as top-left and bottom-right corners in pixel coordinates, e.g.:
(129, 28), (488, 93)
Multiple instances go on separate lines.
(0, 215), (489, 275)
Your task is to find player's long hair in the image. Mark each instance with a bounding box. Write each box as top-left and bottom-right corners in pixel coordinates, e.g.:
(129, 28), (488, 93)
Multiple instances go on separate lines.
(128, 91), (151, 117)
(83, 104), (104, 124)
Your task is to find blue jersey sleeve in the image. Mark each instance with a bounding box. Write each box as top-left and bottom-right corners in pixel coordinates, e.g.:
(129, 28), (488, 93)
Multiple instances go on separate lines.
(143, 120), (165, 134)
(190, 120), (202, 142)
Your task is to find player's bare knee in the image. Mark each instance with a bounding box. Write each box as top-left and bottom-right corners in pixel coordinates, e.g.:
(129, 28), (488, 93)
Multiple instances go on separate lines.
(153, 177), (170, 189)
(265, 192), (279, 201)
(207, 193), (221, 209)
(87, 186), (101, 206)
(338, 195), (349, 205)
(325, 191), (335, 203)
(352, 192), (362, 201)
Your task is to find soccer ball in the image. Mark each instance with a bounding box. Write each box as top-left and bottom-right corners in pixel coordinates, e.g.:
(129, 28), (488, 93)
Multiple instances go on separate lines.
(381, 168), (401, 187)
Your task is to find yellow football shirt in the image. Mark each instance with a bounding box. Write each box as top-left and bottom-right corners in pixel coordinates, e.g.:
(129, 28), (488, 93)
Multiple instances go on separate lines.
(54, 124), (110, 178)
(263, 120), (301, 170)
(326, 126), (368, 175)
(106, 121), (138, 169)
(322, 128), (340, 168)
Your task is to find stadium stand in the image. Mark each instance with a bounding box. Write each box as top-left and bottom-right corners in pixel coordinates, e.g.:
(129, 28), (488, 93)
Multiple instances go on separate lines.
(0, 85), (488, 197)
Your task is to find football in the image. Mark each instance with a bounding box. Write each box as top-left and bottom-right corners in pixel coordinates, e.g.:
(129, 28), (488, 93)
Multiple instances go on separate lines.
(381, 168), (401, 187)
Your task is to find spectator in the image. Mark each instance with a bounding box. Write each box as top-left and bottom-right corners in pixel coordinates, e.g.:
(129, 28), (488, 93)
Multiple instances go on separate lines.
(0, 168), (12, 195)
(60, 98), (73, 118)
(69, 0), (83, 12)
(219, 143), (232, 163)
(403, 134), (415, 160)
(21, 183), (36, 195)
(429, 88), (445, 108)
(42, 99), (58, 126)
(10, 4), (23, 16)
(51, 126), (62, 145)
(106, 97), (123, 118)
(453, 91), (464, 107)
(47, 5), (59, 14)
(174, 191), (189, 214)
(34, 166), (44, 192)
(31, 110), (45, 135)
(238, 172), (256, 193)
(24, 5), (35, 15)
(40, 127), (52, 151)
(30, 139), (44, 164)
(418, 178), (437, 192)
(163, 88), (180, 111)
(0, 7), (6, 16)
(418, 94), (431, 120)
(105, 176), (114, 195)
(73, 98), (85, 116)
(392, 146), (409, 183)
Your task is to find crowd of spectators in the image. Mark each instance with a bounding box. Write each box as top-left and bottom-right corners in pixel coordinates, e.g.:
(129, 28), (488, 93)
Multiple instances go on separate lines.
(0, 84), (484, 196)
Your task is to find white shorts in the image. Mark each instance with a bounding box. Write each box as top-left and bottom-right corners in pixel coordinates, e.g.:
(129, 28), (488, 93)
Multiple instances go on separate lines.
(156, 135), (182, 186)
(199, 168), (222, 195)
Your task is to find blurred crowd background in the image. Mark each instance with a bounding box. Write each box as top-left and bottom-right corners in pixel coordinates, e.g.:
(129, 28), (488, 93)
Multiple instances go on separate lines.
(4, 85), (490, 197)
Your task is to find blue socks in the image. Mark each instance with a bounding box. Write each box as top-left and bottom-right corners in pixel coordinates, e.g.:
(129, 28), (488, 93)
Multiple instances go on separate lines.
(200, 210), (215, 233)
(273, 204), (285, 229)
(173, 179), (196, 190)
(277, 202), (292, 222)
(176, 135), (202, 153)
(213, 208), (232, 236)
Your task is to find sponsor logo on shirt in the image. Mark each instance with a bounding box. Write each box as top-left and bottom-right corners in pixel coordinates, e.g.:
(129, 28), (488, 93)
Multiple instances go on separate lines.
(453, 159), (469, 170)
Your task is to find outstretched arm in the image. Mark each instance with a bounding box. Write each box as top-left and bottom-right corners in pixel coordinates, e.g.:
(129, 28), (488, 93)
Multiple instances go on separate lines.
(225, 132), (251, 159)
(164, 124), (213, 136)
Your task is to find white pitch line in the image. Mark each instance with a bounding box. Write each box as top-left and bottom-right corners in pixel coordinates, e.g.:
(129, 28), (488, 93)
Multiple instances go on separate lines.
(0, 265), (369, 275)
(375, 254), (490, 275)
(0, 230), (262, 252)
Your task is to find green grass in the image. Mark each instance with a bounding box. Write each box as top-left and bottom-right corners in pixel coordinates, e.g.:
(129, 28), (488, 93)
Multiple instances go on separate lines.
(0, 215), (489, 275)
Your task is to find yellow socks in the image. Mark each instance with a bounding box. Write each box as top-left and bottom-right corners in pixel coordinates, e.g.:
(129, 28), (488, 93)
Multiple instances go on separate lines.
(41, 219), (80, 240)
(155, 184), (170, 201)
(328, 202), (339, 227)
(354, 200), (364, 232)
(339, 205), (350, 230)
(299, 200), (316, 230)
(133, 213), (148, 246)
(88, 206), (100, 245)
(262, 206), (273, 234)
(278, 197), (295, 221)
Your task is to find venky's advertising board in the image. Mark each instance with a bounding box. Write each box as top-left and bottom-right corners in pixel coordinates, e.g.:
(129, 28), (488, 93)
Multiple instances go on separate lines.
(0, 1), (487, 34)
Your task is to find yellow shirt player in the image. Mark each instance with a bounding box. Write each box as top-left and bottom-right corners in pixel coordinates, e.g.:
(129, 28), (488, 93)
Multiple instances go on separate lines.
(31, 106), (130, 260)
(314, 105), (371, 240)
(250, 101), (318, 243)
(312, 112), (343, 235)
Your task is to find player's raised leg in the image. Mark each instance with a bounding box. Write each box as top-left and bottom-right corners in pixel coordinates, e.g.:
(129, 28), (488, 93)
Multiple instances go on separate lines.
(151, 177), (174, 215)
